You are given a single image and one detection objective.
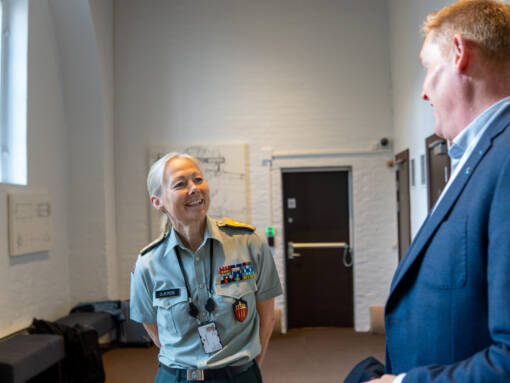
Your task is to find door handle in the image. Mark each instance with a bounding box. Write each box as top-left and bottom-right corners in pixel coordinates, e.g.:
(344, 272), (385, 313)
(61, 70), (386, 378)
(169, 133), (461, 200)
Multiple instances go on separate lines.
(287, 241), (353, 268)
(342, 247), (353, 268)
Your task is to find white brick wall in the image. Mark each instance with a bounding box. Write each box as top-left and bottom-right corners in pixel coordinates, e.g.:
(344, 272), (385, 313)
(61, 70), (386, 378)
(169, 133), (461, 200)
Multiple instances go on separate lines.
(0, 1), (71, 337)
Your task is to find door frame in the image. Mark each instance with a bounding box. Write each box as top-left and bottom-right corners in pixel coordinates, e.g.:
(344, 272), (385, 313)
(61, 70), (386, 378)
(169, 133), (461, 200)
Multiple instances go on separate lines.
(394, 149), (411, 261)
(281, 166), (355, 327)
(425, 134), (451, 211)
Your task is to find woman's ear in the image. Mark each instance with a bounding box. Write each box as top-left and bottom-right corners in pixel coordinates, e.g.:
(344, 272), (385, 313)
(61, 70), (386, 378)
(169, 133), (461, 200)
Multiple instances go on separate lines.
(151, 195), (163, 211)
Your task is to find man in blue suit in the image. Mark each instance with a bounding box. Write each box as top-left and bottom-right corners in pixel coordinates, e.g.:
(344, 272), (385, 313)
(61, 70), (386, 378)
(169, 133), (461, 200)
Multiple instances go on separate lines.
(370, 1), (510, 382)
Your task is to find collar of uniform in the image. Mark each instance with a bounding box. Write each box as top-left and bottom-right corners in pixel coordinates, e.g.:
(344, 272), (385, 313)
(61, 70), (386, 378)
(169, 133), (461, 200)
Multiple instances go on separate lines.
(165, 228), (184, 254)
(205, 215), (224, 245)
(164, 216), (223, 256)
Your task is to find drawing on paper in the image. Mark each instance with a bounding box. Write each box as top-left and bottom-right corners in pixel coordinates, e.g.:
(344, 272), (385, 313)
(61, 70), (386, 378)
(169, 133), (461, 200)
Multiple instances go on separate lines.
(148, 144), (249, 240)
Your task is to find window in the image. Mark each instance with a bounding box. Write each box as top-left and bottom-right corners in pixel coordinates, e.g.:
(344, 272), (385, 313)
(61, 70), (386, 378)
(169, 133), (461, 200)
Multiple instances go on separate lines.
(0, 0), (27, 185)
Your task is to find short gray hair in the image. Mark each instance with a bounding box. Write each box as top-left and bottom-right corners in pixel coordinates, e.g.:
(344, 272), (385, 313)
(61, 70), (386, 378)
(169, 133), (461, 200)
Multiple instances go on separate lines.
(147, 152), (203, 197)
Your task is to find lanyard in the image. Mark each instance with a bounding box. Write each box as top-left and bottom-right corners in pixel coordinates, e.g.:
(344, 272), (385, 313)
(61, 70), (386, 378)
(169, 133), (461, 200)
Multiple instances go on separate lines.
(174, 241), (216, 319)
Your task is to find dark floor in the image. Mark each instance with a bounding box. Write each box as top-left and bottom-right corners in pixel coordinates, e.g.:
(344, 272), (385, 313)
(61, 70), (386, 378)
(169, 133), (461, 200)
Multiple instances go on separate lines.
(103, 327), (385, 383)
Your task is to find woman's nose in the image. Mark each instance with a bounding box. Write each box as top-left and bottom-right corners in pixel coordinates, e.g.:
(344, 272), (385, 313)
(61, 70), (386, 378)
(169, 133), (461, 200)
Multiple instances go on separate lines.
(188, 182), (197, 194)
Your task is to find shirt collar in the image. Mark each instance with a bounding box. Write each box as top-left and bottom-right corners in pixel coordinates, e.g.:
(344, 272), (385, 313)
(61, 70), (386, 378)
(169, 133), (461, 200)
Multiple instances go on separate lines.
(205, 216), (224, 245)
(449, 96), (510, 163)
(165, 215), (223, 255)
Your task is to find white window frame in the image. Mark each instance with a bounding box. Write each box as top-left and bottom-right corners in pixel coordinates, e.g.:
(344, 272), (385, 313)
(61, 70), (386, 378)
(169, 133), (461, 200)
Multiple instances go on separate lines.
(0, 0), (6, 181)
(0, 0), (27, 185)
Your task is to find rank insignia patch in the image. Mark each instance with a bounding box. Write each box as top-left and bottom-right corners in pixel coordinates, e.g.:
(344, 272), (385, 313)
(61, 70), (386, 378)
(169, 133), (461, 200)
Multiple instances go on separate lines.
(219, 262), (254, 284)
(233, 298), (248, 322)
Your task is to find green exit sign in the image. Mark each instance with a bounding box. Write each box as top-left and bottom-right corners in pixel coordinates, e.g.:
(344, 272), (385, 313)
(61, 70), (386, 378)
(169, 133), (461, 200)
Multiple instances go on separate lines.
(265, 226), (275, 236)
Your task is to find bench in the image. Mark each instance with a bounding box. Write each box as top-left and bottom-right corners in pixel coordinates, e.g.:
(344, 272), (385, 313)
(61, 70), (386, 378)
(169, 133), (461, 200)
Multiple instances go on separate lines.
(0, 304), (118, 382)
(0, 334), (65, 383)
(56, 312), (116, 338)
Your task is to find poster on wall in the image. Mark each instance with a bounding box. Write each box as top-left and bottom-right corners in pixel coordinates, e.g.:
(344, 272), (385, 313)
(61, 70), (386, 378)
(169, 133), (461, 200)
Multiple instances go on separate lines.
(148, 144), (249, 241)
(8, 192), (52, 256)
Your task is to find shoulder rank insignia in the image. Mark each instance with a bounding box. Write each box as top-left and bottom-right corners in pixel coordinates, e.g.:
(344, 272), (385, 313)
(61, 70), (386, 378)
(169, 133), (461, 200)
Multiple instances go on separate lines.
(140, 231), (169, 255)
(217, 217), (255, 231)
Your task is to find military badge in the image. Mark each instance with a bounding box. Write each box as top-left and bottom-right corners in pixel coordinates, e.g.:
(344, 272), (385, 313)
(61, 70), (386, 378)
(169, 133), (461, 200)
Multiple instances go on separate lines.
(219, 262), (254, 285)
(233, 298), (248, 322)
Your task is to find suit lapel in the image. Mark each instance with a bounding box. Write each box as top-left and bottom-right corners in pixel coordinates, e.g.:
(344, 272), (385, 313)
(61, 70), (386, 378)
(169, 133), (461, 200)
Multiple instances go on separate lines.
(389, 112), (510, 299)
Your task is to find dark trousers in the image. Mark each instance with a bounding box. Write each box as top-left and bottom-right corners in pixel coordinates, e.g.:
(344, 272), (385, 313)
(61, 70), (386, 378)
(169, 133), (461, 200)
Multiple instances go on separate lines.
(154, 362), (263, 383)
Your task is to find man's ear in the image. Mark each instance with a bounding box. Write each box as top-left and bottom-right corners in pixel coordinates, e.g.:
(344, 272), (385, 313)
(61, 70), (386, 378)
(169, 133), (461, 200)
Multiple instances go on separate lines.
(452, 34), (470, 73)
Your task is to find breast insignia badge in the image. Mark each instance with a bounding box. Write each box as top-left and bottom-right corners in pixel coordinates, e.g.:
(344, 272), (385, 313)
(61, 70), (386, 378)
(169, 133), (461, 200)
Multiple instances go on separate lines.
(233, 298), (248, 322)
(219, 262), (254, 285)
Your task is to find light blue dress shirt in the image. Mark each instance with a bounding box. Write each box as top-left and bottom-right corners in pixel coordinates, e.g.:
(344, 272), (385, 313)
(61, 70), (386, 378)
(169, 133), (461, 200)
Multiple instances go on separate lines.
(432, 96), (510, 213)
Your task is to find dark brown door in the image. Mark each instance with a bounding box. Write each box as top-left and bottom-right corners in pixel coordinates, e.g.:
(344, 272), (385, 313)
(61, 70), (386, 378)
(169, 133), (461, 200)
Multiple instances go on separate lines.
(426, 134), (451, 211)
(283, 169), (353, 329)
(395, 150), (411, 261)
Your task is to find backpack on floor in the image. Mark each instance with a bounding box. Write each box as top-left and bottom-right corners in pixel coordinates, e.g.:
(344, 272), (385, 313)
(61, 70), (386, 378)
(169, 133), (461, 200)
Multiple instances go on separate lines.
(29, 318), (106, 383)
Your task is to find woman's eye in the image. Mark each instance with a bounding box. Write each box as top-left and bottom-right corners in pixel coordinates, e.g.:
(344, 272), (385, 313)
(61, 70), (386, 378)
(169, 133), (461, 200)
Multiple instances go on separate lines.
(194, 177), (203, 184)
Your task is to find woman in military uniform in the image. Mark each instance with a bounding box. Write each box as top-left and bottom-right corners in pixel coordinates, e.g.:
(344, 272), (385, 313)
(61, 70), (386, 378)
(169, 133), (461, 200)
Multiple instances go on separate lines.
(130, 152), (282, 382)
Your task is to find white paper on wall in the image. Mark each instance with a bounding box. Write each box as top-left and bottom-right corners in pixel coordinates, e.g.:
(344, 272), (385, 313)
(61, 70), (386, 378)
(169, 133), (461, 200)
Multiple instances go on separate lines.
(8, 192), (52, 256)
(148, 144), (249, 241)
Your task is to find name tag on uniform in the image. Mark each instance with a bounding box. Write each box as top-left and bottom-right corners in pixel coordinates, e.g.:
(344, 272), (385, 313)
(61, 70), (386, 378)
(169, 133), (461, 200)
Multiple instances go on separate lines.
(156, 288), (180, 298)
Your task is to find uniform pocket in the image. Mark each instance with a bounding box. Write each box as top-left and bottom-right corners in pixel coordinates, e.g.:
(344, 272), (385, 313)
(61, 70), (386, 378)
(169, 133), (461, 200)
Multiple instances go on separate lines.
(214, 279), (258, 326)
(153, 282), (188, 334)
(215, 278), (257, 300)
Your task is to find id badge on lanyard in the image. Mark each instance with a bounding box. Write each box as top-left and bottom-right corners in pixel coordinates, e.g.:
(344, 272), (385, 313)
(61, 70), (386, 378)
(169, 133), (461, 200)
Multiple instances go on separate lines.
(198, 321), (223, 353)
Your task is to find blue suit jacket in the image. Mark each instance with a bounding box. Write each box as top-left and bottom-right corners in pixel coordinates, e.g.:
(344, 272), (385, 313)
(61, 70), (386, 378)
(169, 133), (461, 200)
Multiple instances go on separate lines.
(385, 104), (510, 382)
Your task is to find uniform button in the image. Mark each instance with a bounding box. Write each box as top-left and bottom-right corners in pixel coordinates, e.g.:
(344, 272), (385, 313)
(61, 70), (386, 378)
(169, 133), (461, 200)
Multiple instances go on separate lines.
(199, 283), (204, 289)
(194, 257), (199, 263)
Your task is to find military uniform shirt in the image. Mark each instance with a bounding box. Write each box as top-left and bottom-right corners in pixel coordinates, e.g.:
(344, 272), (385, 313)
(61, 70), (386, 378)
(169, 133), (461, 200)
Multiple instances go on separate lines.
(130, 216), (283, 369)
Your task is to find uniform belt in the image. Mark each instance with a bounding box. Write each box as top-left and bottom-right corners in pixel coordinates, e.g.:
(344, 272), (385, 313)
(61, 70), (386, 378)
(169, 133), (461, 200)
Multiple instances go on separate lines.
(159, 360), (255, 381)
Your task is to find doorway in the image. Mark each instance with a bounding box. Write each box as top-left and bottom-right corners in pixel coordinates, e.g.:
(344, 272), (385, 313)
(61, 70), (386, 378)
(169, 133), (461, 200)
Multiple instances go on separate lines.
(425, 134), (451, 211)
(395, 149), (411, 261)
(282, 168), (353, 329)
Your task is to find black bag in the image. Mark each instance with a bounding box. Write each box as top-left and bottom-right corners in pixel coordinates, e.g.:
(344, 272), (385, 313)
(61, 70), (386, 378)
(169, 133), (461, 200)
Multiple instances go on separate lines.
(29, 318), (105, 383)
(117, 300), (152, 347)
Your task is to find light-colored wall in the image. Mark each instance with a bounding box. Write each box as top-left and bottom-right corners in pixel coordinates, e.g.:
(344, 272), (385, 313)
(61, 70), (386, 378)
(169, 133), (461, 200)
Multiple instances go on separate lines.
(114, 0), (397, 331)
(0, 0), (115, 337)
(50, 0), (117, 303)
(389, 0), (451, 237)
(0, 0), (71, 337)
(1, 0), (449, 336)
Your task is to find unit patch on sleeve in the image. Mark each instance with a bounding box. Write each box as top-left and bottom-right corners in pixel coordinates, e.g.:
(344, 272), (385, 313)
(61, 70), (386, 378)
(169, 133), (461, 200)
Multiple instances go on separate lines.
(219, 262), (254, 284)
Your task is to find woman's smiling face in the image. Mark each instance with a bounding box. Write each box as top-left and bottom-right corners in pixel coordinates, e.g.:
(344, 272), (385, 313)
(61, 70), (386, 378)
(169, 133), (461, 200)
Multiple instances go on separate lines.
(157, 157), (210, 228)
